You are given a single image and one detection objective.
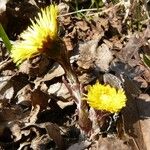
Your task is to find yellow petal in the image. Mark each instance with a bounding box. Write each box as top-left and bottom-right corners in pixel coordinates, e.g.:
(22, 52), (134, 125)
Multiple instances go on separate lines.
(11, 4), (58, 65)
(86, 82), (127, 113)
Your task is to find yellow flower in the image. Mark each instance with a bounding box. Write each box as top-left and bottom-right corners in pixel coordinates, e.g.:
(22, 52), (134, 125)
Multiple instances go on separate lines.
(11, 4), (58, 65)
(86, 82), (127, 113)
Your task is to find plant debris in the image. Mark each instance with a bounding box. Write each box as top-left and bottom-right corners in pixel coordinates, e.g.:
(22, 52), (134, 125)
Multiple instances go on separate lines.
(0, 0), (150, 149)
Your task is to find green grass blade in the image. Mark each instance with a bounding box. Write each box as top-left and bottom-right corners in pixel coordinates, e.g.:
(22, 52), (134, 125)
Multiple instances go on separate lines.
(0, 23), (12, 52)
(143, 54), (150, 68)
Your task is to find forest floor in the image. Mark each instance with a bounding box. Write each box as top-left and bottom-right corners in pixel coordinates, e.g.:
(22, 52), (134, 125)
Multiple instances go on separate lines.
(0, 0), (150, 150)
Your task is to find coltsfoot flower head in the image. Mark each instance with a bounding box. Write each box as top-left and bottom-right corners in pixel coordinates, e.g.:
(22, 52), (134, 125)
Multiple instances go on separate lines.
(11, 4), (58, 65)
(86, 82), (127, 113)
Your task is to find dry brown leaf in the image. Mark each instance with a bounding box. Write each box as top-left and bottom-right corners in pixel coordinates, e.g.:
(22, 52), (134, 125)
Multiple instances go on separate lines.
(10, 123), (52, 150)
(34, 62), (65, 88)
(19, 55), (50, 77)
(77, 39), (99, 70)
(57, 101), (74, 109)
(31, 88), (49, 110)
(138, 64), (150, 83)
(95, 43), (113, 72)
(0, 60), (14, 72)
(94, 137), (131, 150)
(45, 123), (64, 149)
(94, 17), (109, 33)
(123, 77), (146, 150)
(58, 2), (69, 15)
(77, 39), (113, 72)
(0, 0), (8, 28)
(136, 94), (150, 149)
(78, 109), (92, 133)
(30, 134), (50, 150)
(108, 12), (122, 35)
(75, 21), (89, 31)
(0, 76), (14, 100)
(103, 73), (122, 89)
(64, 37), (74, 51)
(16, 84), (32, 106)
(0, 103), (23, 123)
(78, 72), (96, 85)
(118, 34), (143, 63)
(28, 105), (40, 124)
(48, 82), (70, 100)
(133, 76), (148, 88)
(0, 0), (8, 14)
(67, 140), (91, 150)
(10, 123), (22, 142)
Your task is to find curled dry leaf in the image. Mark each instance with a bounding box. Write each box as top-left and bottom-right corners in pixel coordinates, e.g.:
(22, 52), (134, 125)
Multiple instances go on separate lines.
(48, 82), (70, 100)
(67, 140), (91, 150)
(58, 2), (69, 15)
(78, 72), (96, 85)
(77, 39), (113, 72)
(27, 105), (40, 124)
(95, 137), (131, 150)
(95, 43), (113, 72)
(31, 88), (49, 110)
(19, 55), (50, 77)
(78, 109), (92, 133)
(118, 34), (143, 63)
(103, 73), (122, 89)
(16, 84), (32, 106)
(34, 62), (65, 88)
(10, 123), (22, 142)
(45, 123), (64, 149)
(0, 101), (23, 123)
(30, 134), (50, 150)
(0, 0), (8, 14)
(0, 76), (14, 100)
(75, 20), (89, 32)
(57, 101), (74, 109)
(133, 76), (148, 88)
(77, 38), (99, 70)
(9, 122), (52, 150)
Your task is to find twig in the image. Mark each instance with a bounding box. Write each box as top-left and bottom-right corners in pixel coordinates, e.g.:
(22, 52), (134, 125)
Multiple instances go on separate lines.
(59, 8), (101, 17)
(86, 1), (123, 17)
(58, 2), (122, 17)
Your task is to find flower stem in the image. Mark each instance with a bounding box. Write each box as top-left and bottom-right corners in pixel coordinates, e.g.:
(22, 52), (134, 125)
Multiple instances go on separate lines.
(53, 38), (82, 107)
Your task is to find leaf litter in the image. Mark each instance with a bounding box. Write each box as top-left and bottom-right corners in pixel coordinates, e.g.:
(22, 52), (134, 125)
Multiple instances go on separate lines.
(0, 0), (150, 150)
